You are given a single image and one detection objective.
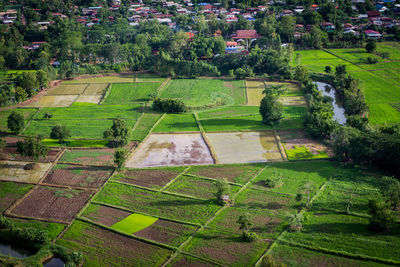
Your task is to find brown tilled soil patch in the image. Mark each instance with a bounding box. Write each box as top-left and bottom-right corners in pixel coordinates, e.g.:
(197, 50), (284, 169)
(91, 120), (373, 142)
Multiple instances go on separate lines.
(170, 255), (214, 267)
(134, 219), (197, 246)
(3, 147), (61, 162)
(188, 165), (261, 184)
(277, 129), (307, 141)
(63, 221), (171, 266)
(117, 169), (181, 188)
(211, 207), (283, 238)
(60, 149), (114, 165)
(43, 165), (113, 188)
(11, 186), (92, 222)
(83, 205), (131, 226)
(188, 230), (269, 265)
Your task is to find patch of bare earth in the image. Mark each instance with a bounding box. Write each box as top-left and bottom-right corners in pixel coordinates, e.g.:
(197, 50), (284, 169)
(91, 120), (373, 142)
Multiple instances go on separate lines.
(119, 169), (181, 188)
(11, 186), (92, 222)
(3, 147), (61, 162)
(43, 165), (113, 188)
(190, 166), (260, 183)
(83, 205), (130, 226)
(135, 219), (197, 246)
(76, 223), (171, 265)
(170, 255), (214, 267)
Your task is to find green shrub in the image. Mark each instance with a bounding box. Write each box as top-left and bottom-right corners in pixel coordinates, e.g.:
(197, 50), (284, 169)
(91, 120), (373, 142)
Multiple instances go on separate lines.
(264, 174), (282, 188)
(0, 215), (11, 229)
(241, 231), (258, 242)
(152, 98), (187, 113)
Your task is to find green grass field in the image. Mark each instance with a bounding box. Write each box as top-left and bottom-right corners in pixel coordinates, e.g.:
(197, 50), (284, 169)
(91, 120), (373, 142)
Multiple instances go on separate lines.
(111, 213), (158, 234)
(24, 104), (141, 138)
(160, 79), (244, 108)
(131, 111), (163, 141)
(250, 161), (333, 196)
(103, 83), (161, 105)
(293, 44), (400, 125)
(0, 182), (33, 212)
(197, 106), (259, 120)
(200, 106), (306, 132)
(152, 114), (199, 132)
(284, 145), (329, 160)
(94, 182), (221, 224)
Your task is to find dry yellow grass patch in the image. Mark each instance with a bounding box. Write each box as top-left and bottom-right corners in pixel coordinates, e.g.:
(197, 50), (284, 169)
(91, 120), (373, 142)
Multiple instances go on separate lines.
(47, 84), (88, 95)
(27, 95), (78, 107)
(280, 96), (308, 107)
(83, 83), (109, 95)
(0, 160), (52, 183)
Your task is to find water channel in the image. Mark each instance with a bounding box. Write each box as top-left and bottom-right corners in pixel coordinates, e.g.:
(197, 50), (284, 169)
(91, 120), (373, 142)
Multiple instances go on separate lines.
(314, 81), (346, 125)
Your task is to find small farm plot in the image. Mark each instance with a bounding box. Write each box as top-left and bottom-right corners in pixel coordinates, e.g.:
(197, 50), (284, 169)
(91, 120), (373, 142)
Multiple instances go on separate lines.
(111, 167), (185, 189)
(103, 82), (161, 105)
(152, 114), (199, 133)
(279, 96), (307, 107)
(269, 243), (385, 267)
(126, 133), (213, 168)
(183, 229), (269, 266)
(28, 95), (78, 107)
(94, 182), (221, 224)
(165, 175), (241, 199)
(47, 84), (88, 95)
(282, 138), (331, 160)
(59, 149), (114, 165)
(208, 206), (286, 239)
(42, 164), (113, 188)
(82, 203), (198, 246)
(131, 111), (163, 141)
(250, 161), (333, 196)
(9, 217), (65, 241)
(279, 212), (400, 262)
(3, 146), (61, 162)
(0, 160), (52, 183)
(187, 164), (263, 184)
(160, 79), (237, 108)
(197, 106), (259, 120)
(311, 169), (380, 215)
(168, 253), (216, 267)
(206, 131), (283, 164)
(246, 88), (264, 106)
(82, 83), (109, 95)
(0, 182), (32, 212)
(200, 106), (306, 132)
(74, 95), (102, 104)
(57, 220), (172, 267)
(62, 75), (137, 84)
(10, 186), (92, 222)
(235, 188), (297, 216)
(24, 104), (141, 139)
(0, 108), (37, 132)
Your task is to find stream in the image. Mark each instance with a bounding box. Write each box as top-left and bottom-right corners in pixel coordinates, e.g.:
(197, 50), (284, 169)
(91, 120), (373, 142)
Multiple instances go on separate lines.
(314, 82), (346, 125)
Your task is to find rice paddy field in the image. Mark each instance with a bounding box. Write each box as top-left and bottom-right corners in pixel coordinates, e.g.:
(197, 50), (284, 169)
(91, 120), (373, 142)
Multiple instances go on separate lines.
(293, 42), (400, 125)
(1, 72), (399, 266)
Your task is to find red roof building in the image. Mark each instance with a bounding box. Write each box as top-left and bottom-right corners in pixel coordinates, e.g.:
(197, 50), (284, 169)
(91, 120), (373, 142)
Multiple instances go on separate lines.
(232, 30), (260, 39)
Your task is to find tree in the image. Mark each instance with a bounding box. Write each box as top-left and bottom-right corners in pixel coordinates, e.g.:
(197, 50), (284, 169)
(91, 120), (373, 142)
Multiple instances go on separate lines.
(36, 70), (49, 90)
(299, 182), (315, 208)
(260, 92), (283, 125)
(50, 125), (71, 144)
(16, 135), (49, 161)
(286, 213), (303, 232)
(367, 197), (395, 232)
(379, 176), (400, 209)
(260, 254), (286, 267)
(237, 213), (257, 242)
(15, 87), (28, 102)
(215, 178), (230, 205)
(325, 66), (332, 73)
(0, 138), (5, 148)
(103, 119), (129, 147)
(365, 40), (376, 53)
(16, 72), (39, 97)
(114, 148), (128, 170)
(294, 65), (309, 85)
(7, 111), (24, 134)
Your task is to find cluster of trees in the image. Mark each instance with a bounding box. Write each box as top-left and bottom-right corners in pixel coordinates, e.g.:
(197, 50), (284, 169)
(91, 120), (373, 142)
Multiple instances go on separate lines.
(333, 65), (368, 116)
(152, 98), (187, 113)
(259, 84), (286, 125)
